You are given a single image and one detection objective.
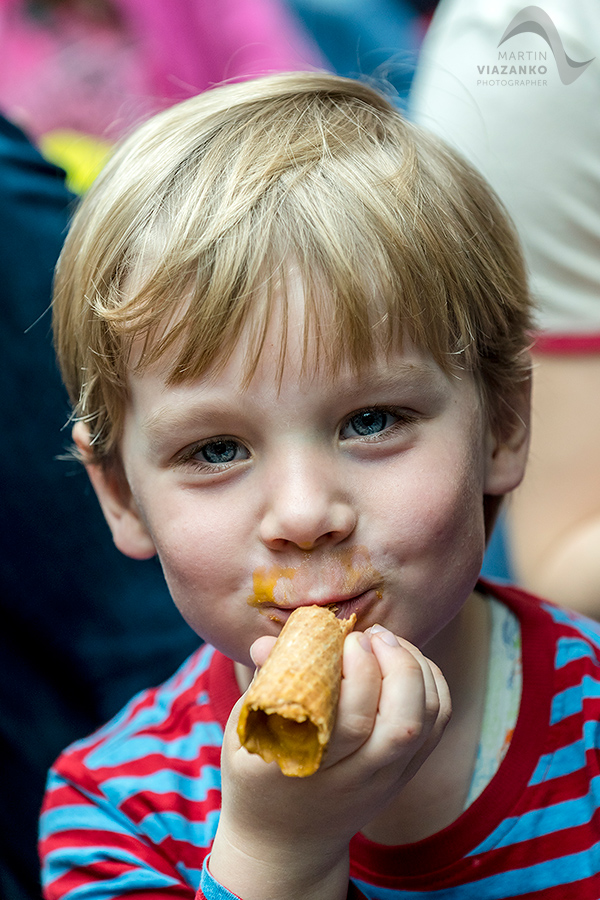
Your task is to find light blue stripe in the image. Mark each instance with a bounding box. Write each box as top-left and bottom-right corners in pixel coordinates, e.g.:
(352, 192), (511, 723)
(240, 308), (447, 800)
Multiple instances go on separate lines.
(72, 645), (216, 759)
(530, 719), (600, 784)
(551, 674), (600, 725)
(39, 805), (132, 841)
(85, 720), (223, 769)
(42, 846), (148, 888)
(100, 764), (221, 805)
(140, 808), (220, 849)
(543, 603), (600, 647)
(472, 774), (600, 854)
(200, 857), (239, 899)
(175, 862), (203, 889)
(530, 741), (585, 784)
(353, 845), (600, 898)
(45, 769), (72, 795)
(56, 867), (182, 900)
(556, 636), (600, 669)
(551, 683), (583, 724)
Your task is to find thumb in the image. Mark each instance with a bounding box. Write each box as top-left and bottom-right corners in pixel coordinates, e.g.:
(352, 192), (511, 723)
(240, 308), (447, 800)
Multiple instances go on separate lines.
(249, 634), (277, 669)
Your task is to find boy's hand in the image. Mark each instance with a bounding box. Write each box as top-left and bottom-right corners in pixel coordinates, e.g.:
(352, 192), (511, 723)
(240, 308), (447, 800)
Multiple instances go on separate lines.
(208, 626), (451, 900)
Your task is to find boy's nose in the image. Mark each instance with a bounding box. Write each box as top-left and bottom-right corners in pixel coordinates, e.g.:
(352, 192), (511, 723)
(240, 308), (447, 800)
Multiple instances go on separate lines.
(258, 455), (357, 552)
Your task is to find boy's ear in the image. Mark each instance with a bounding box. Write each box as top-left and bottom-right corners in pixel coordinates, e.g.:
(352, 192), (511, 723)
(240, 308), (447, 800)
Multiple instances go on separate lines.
(72, 421), (157, 560)
(484, 374), (532, 497)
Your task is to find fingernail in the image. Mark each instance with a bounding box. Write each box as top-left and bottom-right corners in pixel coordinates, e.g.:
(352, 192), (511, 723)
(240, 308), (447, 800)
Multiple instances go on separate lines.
(373, 626), (398, 647)
(357, 632), (372, 652)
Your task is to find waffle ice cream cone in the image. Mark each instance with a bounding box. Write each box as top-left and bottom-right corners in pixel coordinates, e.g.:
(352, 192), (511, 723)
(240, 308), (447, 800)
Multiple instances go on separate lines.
(237, 605), (356, 776)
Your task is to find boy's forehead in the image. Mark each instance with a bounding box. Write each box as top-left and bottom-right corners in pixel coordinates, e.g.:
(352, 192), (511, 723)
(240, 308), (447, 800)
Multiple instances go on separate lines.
(126, 268), (450, 393)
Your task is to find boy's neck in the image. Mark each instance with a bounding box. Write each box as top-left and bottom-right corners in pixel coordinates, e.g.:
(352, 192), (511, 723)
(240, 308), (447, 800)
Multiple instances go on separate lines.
(424, 589), (491, 705)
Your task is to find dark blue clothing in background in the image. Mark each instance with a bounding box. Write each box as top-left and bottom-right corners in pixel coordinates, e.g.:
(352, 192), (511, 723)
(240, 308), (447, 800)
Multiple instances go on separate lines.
(285, 0), (426, 109)
(0, 116), (200, 900)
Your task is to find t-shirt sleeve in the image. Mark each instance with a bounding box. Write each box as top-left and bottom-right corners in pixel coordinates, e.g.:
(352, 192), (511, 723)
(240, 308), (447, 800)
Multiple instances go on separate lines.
(40, 767), (196, 899)
(196, 857), (369, 900)
(40, 644), (229, 899)
(196, 858), (241, 899)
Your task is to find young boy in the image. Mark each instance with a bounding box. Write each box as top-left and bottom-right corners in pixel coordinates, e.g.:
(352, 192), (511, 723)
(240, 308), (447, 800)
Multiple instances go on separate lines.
(40, 72), (600, 899)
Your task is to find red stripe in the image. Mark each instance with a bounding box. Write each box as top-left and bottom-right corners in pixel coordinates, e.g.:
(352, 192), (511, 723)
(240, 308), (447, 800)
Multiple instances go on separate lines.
(48, 866), (193, 900)
(41, 827), (184, 870)
(65, 746), (222, 784)
(351, 815), (600, 894)
(541, 713), (596, 758)
(42, 782), (103, 809)
(525, 769), (598, 810)
(533, 332), (600, 354)
(122, 788), (222, 831)
(45, 860), (193, 900)
(470, 807), (600, 875)
(501, 874), (600, 900)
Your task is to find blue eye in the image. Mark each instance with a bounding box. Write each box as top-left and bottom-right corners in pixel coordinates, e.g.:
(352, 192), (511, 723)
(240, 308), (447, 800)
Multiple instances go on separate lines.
(342, 409), (394, 438)
(200, 440), (242, 464)
(349, 411), (387, 435)
(177, 436), (251, 472)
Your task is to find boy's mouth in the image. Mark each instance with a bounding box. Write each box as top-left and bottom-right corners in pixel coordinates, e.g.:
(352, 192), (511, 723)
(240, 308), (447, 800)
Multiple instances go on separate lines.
(250, 587), (383, 626)
(247, 545), (384, 625)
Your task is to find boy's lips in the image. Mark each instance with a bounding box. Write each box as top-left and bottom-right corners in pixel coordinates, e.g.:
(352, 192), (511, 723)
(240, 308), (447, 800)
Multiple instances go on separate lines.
(256, 587), (381, 626)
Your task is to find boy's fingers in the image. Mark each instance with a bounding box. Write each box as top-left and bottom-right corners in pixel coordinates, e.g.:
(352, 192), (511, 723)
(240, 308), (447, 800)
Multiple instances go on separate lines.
(395, 637), (450, 733)
(361, 630), (450, 772)
(323, 631), (382, 766)
(249, 634), (277, 668)
(400, 656), (452, 783)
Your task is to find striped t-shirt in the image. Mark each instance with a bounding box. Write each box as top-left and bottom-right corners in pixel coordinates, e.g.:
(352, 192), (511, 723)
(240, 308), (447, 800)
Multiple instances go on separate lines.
(40, 583), (600, 899)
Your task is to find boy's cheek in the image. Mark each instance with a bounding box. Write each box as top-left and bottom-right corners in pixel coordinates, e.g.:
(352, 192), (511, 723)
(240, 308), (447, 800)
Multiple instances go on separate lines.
(150, 533), (252, 630)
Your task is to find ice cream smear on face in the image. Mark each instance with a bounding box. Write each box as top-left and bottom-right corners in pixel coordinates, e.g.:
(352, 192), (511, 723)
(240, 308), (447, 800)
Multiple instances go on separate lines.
(248, 546), (383, 622)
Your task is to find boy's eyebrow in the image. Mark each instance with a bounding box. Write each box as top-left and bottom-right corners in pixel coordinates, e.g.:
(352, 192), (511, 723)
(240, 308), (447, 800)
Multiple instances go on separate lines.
(139, 360), (450, 445)
(141, 398), (238, 448)
(345, 361), (446, 392)
(325, 361), (452, 406)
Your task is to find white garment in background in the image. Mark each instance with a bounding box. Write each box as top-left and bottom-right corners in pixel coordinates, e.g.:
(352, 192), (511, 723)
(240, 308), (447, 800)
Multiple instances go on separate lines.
(410, 0), (600, 345)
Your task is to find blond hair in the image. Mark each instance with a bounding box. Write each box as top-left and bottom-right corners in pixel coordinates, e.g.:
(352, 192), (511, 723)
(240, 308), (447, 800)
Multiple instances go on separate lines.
(53, 71), (532, 464)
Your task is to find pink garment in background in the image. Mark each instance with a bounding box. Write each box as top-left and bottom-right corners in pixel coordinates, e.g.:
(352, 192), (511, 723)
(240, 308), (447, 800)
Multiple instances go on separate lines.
(0, 0), (323, 141)
(120, 0), (323, 104)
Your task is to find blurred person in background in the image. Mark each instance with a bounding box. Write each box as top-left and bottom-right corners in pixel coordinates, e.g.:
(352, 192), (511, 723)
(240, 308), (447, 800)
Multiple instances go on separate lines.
(0, 0), (323, 191)
(285, 0), (438, 109)
(410, 0), (600, 614)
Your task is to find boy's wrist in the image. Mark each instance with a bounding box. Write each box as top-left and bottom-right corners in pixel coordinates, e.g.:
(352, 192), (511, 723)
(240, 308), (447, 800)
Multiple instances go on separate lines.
(207, 826), (350, 900)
